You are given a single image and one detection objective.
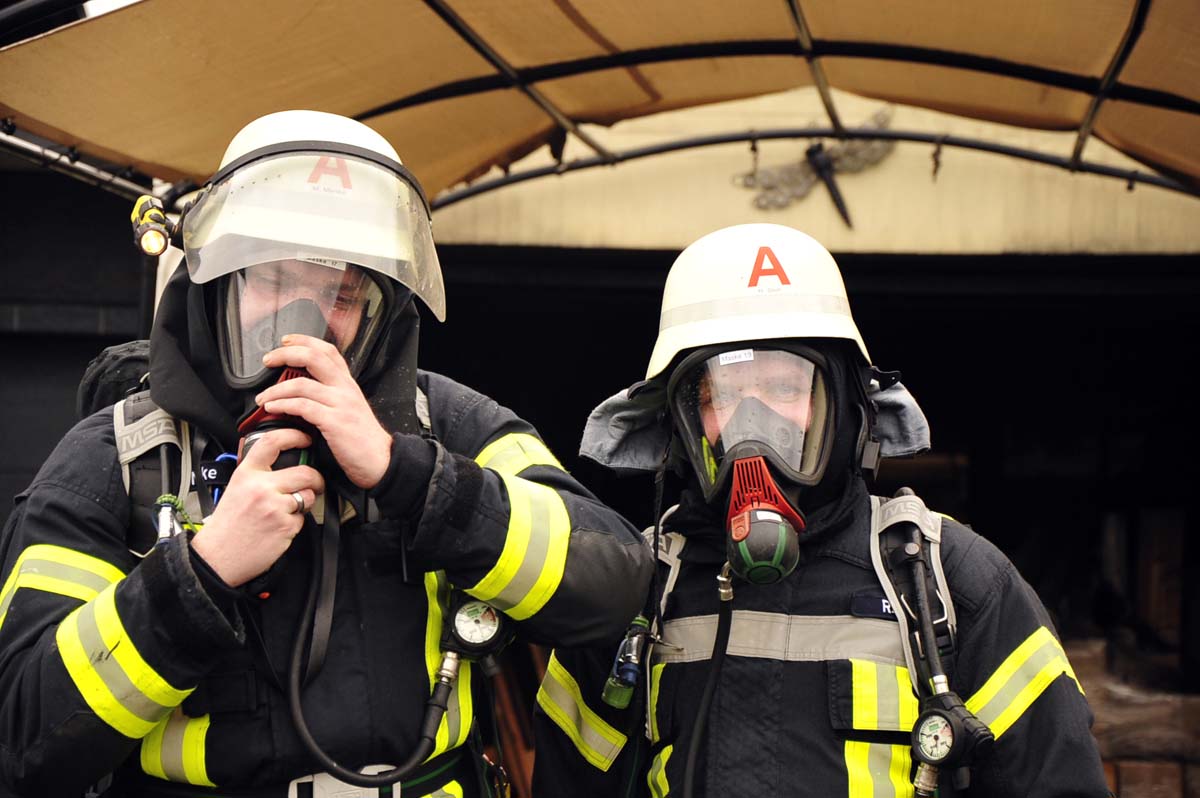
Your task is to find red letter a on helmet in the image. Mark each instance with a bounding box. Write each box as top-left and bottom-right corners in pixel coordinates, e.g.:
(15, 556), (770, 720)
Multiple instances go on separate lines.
(307, 157), (353, 189)
(748, 246), (791, 287)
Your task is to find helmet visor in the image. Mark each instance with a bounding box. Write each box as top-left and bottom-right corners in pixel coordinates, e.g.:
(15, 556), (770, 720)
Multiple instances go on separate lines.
(669, 348), (830, 498)
(219, 259), (388, 386)
(182, 151), (445, 320)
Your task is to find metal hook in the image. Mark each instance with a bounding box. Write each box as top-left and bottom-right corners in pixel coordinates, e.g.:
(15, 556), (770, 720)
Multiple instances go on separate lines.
(931, 136), (946, 182)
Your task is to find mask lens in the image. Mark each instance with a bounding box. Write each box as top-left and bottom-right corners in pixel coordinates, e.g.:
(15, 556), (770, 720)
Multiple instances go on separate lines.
(670, 348), (828, 494)
(222, 259), (386, 382)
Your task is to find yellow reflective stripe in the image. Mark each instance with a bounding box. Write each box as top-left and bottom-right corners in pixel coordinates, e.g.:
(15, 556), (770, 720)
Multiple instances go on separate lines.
(92, 585), (190, 708)
(469, 475), (569, 620)
(648, 662), (666, 743)
(421, 781), (464, 798)
(965, 626), (1082, 739)
(850, 660), (918, 732)
(647, 744), (672, 798)
(851, 659), (878, 730)
(56, 582), (191, 738)
(450, 660), (473, 751)
(474, 433), (564, 476)
(423, 571), (472, 759)
(888, 745), (914, 797)
(536, 651), (626, 771)
(0, 544), (125, 629)
(845, 741), (913, 798)
(896, 666), (919, 731)
(846, 740), (871, 798)
(139, 708), (214, 786)
(140, 716), (169, 779)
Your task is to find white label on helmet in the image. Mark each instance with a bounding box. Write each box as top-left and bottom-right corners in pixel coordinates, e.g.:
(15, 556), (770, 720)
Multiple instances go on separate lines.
(755, 510), (783, 523)
(718, 349), (755, 366)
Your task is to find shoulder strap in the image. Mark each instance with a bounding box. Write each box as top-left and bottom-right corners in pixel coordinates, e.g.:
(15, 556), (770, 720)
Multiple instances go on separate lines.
(869, 492), (957, 696)
(639, 506), (685, 630)
(113, 391), (201, 555)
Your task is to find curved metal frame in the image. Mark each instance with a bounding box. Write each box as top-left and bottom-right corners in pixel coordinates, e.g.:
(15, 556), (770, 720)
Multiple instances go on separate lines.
(1, 0), (1196, 205)
(430, 126), (1199, 210)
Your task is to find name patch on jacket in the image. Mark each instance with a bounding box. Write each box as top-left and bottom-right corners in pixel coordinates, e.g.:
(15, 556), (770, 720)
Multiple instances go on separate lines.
(850, 589), (898, 621)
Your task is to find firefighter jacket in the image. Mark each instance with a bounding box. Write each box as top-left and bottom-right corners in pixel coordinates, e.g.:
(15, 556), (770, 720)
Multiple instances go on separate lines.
(531, 479), (1109, 798)
(0, 369), (652, 796)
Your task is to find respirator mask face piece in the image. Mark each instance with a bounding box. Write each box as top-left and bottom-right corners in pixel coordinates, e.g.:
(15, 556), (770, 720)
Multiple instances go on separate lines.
(668, 346), (835, 584)
(217, 259), (389, 391)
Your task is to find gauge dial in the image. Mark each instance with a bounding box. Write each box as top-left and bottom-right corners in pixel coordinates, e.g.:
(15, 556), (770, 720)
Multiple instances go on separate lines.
(917, 712), (954, 761)
(454, 600), (501, 646)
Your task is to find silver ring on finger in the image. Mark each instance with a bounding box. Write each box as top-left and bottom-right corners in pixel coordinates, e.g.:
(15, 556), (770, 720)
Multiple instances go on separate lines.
(290, 491), (306, 515)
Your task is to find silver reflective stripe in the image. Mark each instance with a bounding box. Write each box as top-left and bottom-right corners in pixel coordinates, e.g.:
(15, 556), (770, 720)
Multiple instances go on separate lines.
(538, 669), (624, 769)
(875, 663), (902, 729)
(659, 293), (850, 331)
(158, 711), (189, 782)
(415, 386), (431, 434)
(653, 611), (905, 665)
(866, 743), (896, 797)
(75, 601), (171, 723)
(486, 486), (553, 612)
(846, 739), (910, 798)
(970, 632), (1066, 733)
(0, 558), (112, 618)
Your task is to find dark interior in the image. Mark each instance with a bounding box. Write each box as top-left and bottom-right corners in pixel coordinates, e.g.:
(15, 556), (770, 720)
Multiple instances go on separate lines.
(2, 169), (1196, 694)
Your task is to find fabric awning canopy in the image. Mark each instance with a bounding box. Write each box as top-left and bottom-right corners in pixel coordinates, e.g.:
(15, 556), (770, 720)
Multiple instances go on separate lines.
(0, 0), (1196, 201)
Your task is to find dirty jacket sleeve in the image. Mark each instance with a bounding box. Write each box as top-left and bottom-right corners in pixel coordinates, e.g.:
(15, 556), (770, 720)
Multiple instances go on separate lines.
(942, 520), (1109, 797)
(370, 371), (652, 648)
(0, 409), (244, 796)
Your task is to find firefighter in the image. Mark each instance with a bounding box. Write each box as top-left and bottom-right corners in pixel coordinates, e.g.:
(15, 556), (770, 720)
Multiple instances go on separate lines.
(532, 223), (1109, 797)
(0, 110), (651, 797)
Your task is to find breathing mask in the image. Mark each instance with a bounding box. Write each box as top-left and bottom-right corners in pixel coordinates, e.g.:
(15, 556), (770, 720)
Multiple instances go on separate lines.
(668, 345), (835, 583)
(215, 258), (391, 390)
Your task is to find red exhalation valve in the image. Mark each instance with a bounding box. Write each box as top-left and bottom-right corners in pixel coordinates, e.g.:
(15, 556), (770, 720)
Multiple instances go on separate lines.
(727, 456), (806, 541)
(238, 367), (309, 435)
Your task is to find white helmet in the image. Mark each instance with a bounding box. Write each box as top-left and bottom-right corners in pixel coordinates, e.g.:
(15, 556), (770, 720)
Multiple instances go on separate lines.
(646, 223), (869, 380)
(182, 110), (444, 320)
(179, 110), (445, 389)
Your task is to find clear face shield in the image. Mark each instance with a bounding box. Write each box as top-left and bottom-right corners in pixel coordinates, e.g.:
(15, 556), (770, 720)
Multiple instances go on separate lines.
(180, 148), (444, 389)
(668, 347), (833, 503)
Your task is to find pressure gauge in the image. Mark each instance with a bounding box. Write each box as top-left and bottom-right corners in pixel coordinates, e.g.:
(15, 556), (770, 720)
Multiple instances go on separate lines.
(442, 592), (512, 660)
(454, 600), (502, 647)
(915, 711), (955, 762)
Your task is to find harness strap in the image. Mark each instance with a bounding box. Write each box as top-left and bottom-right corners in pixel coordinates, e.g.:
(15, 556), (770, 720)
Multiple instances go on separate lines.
(190, 426), (215, 518)
(306, 496), (341, 684)
(640, 507), (684, 622)
(869, 493), (956, 697)
(640, 509), (685, 741)
(115, 392), (202, 554)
